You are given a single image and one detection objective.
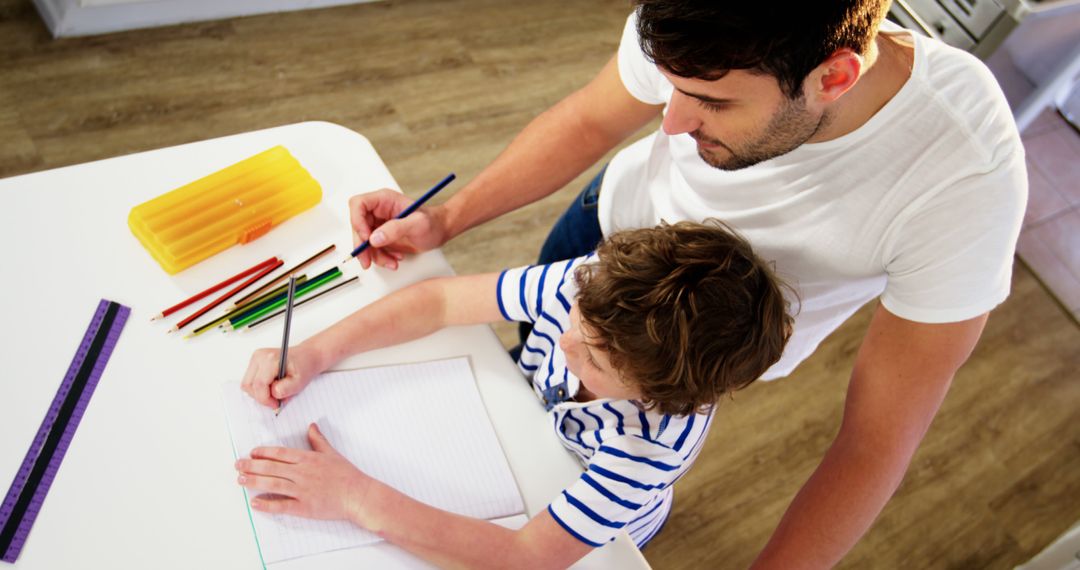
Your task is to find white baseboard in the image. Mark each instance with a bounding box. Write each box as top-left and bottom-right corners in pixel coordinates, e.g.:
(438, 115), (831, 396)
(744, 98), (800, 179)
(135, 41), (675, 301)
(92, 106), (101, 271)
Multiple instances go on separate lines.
(32, 0), (383, 38)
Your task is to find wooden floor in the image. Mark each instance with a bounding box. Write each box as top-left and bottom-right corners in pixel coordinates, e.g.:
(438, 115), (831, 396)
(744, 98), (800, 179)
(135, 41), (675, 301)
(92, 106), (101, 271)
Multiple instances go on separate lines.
(2, 1), (1078, 567)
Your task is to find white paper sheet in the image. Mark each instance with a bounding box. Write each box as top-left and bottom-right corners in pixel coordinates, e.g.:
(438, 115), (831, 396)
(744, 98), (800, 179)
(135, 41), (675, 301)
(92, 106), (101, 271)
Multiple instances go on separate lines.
(221, 357), (525, 565)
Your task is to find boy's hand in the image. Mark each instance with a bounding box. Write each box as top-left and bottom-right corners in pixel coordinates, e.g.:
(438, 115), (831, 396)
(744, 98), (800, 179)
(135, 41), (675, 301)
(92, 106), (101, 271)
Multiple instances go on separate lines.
(240, 345), (320, 409)
(348, 189), (449, 270)
(236, 423), (375, 522)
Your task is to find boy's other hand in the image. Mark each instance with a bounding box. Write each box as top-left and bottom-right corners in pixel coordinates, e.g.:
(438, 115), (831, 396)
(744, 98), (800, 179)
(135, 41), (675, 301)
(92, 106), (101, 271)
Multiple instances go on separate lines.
(348, 189), (448, 271)
(240, 345), (319, 409)
(236, 423), (376, 523)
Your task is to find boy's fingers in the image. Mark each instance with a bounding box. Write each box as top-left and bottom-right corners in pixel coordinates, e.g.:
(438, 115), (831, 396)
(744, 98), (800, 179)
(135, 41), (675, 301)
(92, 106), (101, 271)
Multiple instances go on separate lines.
(250, 495), (299, 515)
(271, 377), (302, 400)
(307, 423), (334, 453)
(237, 459), (296, 481)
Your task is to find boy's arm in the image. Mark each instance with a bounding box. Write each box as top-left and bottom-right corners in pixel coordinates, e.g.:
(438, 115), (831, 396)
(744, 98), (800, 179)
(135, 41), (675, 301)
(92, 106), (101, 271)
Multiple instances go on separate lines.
(243, 272), (506, 408)
(238, 424), (596, 569)
(302, 272), (506, 372)
(749, 305), (988, 569)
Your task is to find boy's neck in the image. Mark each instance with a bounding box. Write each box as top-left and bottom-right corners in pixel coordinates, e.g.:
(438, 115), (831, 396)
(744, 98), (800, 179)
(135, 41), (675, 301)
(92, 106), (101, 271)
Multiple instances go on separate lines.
(575, 385), (598, 403)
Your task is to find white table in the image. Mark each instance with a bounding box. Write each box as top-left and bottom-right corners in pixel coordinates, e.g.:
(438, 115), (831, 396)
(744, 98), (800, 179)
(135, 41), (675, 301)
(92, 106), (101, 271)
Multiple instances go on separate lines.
(0, 122), (649, 569)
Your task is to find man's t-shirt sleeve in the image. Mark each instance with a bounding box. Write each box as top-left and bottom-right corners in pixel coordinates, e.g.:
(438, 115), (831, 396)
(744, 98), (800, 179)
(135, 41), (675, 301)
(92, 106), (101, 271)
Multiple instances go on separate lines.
(616, 11), (670, 106)
(881, 151), (1028, 323)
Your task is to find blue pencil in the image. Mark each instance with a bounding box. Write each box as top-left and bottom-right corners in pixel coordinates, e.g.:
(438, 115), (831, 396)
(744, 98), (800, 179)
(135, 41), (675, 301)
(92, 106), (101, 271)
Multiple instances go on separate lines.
(346, 173), (456, 261)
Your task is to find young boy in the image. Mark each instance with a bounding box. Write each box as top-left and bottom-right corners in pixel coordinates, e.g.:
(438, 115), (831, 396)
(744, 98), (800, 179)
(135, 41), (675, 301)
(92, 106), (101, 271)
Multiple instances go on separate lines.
(235, 220), (792, 568)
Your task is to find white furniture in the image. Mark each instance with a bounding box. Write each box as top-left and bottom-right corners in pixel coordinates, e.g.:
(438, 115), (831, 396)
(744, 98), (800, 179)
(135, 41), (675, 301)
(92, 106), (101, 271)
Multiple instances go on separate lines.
(1004, 0), (1080, 131)
(0, 122), (649, 569)
(33, 0), (383, 38)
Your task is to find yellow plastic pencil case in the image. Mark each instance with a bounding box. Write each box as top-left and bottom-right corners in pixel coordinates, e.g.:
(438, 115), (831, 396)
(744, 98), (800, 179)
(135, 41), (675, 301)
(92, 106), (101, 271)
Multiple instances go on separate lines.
(128, 146), (322, 274)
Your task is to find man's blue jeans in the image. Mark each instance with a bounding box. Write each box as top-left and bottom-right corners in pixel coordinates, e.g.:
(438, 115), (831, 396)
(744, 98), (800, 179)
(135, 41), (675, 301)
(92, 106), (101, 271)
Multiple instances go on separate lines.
(517, 167), (606, 345)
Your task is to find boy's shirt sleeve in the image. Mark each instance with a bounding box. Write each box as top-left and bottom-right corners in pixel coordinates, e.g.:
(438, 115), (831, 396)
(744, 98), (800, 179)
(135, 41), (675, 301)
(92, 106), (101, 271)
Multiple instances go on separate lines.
(496, 257), (592, 324)
(547, 434), (684, 547)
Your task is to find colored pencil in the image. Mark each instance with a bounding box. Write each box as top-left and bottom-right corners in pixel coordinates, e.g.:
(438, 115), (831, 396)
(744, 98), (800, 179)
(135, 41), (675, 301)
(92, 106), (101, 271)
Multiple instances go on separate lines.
(184, 275), (309, 338)
(222, 267), (340, 328)
(168, 259), (282, 333)
(222, 269), (342, 331)
(245, 276), (359, 330)
(345, 173), (456, 262)
(274, 277), (298, 416)
(151, 256), (277, 321)
(229, 244), (336, 309)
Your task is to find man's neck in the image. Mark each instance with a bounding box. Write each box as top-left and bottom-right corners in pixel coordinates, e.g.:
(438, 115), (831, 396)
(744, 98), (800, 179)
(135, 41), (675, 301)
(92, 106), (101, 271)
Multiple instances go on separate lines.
(811, 31), (914, 142)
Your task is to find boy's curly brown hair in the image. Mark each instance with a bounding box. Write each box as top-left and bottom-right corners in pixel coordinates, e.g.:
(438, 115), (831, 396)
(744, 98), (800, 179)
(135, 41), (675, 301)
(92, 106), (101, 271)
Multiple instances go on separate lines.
(575, 220), (793, 416)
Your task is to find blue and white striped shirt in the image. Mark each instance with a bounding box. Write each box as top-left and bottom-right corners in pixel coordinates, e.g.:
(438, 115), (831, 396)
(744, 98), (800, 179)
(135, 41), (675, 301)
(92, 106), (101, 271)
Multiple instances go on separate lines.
(496, 255), (713, 548)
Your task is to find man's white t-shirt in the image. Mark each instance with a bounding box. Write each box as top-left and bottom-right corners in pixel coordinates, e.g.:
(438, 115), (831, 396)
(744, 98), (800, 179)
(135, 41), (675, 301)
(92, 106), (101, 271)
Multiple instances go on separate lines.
(599, 14), (1028, 379)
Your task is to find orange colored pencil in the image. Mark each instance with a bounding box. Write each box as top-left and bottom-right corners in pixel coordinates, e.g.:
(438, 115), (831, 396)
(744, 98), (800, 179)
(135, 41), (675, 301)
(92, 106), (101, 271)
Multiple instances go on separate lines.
(168, 259), (283, 333)
(151, 256), (278, 321)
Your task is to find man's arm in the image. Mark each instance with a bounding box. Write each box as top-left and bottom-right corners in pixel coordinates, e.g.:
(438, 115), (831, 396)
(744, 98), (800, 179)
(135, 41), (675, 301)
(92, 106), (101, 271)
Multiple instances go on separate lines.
(437, 54), (662, 239)
(750, 304), (989, 569)
(350, 55), (663, 268)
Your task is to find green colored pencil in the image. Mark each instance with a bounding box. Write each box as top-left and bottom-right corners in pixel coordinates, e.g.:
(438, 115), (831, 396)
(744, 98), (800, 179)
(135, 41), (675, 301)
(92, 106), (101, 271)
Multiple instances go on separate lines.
(184, 275), (308, 338)
(222, 269), (342, 331)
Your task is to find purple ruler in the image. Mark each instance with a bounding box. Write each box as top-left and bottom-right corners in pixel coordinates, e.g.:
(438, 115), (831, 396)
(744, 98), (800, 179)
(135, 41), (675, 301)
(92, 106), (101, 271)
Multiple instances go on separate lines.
(0, 299), (130, 564)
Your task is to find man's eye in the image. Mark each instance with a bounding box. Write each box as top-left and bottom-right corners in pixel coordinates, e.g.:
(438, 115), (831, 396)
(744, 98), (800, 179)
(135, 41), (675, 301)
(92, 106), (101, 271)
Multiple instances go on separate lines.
(697, 99), (727, 112)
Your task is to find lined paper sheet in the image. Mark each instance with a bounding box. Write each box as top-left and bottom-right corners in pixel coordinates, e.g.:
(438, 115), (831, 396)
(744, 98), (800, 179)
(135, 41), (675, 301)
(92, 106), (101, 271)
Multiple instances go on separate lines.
(221, 357), (525, 565)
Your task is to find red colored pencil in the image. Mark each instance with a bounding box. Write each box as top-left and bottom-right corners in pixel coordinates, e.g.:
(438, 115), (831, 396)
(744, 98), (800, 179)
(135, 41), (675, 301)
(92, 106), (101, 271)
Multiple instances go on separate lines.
(168, 259), (283, 333)
(151, 256), (278, 321)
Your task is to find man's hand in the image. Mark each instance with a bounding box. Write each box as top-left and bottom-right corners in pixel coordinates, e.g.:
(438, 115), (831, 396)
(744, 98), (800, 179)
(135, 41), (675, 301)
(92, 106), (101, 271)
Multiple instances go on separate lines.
(237, 423), (377, 522)
(348, 189), (449, 270)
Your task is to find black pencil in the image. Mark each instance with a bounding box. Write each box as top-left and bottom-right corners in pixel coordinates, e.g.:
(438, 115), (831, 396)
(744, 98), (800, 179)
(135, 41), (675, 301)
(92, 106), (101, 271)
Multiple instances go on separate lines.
(274, 277), (298, 417)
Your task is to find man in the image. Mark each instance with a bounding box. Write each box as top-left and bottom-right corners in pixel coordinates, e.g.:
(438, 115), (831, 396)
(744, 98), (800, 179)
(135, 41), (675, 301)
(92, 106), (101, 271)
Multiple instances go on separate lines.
(346, 2), (1027, 567)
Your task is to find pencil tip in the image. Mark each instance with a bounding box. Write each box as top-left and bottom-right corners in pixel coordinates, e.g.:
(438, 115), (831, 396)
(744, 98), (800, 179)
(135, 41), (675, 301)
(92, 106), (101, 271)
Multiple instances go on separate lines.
(150, 313), (162, 321)
(166, 327), (175, 334)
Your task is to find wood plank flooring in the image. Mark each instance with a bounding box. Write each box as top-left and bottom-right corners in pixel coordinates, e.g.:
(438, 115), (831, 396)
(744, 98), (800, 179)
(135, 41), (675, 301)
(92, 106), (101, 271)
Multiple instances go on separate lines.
(2, 1), (1077, 567)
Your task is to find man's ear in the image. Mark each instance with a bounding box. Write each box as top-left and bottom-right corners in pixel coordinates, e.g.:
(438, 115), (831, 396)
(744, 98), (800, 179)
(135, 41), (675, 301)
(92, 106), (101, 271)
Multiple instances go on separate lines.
(806, 48), (863, 104)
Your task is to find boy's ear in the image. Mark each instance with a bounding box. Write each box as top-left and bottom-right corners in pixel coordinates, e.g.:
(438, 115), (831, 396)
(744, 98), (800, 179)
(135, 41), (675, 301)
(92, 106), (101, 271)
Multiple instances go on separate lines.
(807, 48), (863, 104)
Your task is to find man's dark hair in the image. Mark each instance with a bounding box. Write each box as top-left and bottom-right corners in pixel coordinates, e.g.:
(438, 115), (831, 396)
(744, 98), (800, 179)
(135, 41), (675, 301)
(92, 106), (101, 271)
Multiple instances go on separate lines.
(634, 1), (891, 98)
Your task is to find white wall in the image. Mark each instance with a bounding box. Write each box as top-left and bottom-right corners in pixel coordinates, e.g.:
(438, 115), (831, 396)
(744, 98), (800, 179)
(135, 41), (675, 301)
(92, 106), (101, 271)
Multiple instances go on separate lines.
(35, 0), (383, 37)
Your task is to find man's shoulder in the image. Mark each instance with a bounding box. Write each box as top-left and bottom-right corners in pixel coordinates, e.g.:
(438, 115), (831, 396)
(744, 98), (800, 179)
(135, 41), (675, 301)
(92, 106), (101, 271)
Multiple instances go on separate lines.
(910, 34), (1021, 164)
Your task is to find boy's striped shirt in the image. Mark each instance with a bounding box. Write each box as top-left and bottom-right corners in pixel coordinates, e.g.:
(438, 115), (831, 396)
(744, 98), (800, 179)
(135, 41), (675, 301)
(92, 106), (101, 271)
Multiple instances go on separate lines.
(497, 255), (713, 547)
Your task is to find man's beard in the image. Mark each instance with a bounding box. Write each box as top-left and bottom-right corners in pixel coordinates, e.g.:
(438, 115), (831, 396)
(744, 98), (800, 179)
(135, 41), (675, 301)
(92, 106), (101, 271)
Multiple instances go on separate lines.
(691, 94), (830, 171)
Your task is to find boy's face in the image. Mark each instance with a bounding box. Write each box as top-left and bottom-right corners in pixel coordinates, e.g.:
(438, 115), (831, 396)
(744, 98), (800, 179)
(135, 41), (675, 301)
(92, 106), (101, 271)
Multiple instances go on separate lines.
(560, 305), (642, 401)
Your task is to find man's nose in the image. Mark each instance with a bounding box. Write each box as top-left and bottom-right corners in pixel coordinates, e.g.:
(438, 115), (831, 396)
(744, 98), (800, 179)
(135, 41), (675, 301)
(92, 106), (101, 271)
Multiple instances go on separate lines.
(661, 92), (702, 136)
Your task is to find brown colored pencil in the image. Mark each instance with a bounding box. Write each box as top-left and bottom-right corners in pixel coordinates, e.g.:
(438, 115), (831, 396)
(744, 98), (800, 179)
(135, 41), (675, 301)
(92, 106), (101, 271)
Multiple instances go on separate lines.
(228, 244), (336, 309)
